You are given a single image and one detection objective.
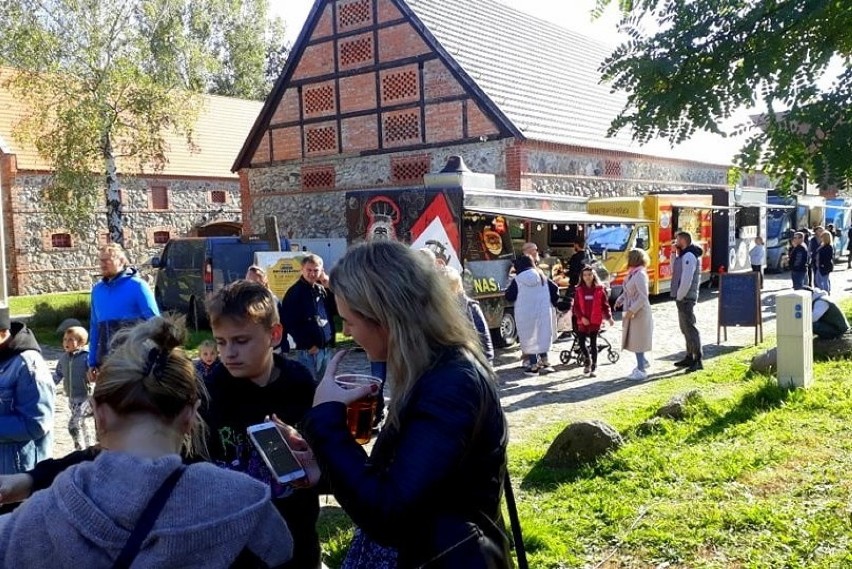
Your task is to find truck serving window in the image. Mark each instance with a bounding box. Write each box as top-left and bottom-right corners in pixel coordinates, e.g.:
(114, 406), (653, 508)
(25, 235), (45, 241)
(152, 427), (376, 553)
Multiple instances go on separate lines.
(587, 225), (632, 254)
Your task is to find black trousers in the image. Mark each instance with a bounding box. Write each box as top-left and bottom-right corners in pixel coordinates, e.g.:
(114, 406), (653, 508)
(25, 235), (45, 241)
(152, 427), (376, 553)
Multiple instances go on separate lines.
(576, 330), (599, 367)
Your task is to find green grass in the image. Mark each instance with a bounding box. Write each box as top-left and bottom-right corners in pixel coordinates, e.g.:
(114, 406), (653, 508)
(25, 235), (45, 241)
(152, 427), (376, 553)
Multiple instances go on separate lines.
(9, 291), (89, 317)
(511, 351), (852, 568)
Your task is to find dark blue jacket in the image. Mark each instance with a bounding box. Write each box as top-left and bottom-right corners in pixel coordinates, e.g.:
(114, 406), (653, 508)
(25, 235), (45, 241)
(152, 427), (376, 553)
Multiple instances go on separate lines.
(88, 267), (159, 367)
(789, 243), (810, 272)
(280, 278), (335, 351)
(464, 296), (495, 362)
(302, 348), (511, 568)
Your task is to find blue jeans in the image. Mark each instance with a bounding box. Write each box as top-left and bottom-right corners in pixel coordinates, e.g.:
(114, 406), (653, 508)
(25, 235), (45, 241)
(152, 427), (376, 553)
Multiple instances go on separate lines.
(294, 347), (332, 381)
(815, 270), (831, 293)
(635, 352), (648, 372)
(791, 271), (807, 290)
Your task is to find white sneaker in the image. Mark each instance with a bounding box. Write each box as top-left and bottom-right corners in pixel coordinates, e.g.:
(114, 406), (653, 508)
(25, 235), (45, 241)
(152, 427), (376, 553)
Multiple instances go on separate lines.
(627, 368), (647, 380)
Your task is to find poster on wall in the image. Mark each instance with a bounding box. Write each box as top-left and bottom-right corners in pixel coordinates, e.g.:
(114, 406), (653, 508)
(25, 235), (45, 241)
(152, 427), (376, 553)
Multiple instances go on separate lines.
(345, 187), (463, 271)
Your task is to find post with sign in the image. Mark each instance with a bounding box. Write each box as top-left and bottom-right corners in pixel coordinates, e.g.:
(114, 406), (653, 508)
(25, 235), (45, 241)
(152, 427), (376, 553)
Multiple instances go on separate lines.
(717, 272), (763, 345)
(776, 290), (813, 389)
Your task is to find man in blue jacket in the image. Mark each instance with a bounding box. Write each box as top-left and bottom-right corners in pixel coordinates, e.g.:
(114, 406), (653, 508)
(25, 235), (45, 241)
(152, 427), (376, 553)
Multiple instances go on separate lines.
(0, 307), (54, 481)
(87, 244), (159, 380)
(788, 232), (810, 290)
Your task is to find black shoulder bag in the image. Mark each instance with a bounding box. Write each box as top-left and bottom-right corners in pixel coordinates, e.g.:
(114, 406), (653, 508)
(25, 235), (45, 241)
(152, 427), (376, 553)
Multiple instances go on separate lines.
(112, 465), (187, 569)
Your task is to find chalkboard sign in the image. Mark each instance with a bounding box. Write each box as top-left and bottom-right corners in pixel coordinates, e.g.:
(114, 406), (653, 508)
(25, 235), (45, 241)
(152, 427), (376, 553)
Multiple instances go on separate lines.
(717, 272), (763, 345)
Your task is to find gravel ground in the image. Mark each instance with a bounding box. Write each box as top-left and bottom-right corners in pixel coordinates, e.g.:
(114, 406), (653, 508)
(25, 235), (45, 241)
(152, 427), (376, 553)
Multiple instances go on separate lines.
(48, 269), (852, 456)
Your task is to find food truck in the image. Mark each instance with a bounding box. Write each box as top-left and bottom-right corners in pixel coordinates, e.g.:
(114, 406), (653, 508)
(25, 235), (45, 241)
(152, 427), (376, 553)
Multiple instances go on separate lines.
(649, 187), (769, 278)
(825, 198), (852, 259)
(765, 193), (826, 271)
(586, 194), (714, 298)
(344, 158), (638, 347)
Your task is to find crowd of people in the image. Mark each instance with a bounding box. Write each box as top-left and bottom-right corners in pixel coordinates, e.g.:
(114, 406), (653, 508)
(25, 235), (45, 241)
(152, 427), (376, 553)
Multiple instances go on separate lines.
(0, 224), (850, 567)
(0, 240), (512, 568)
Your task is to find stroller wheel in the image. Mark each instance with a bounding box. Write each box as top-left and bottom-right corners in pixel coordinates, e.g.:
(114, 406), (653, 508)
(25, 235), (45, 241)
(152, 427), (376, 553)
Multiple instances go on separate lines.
(607, 349), (620, 364)
(559, 350), (570, 365)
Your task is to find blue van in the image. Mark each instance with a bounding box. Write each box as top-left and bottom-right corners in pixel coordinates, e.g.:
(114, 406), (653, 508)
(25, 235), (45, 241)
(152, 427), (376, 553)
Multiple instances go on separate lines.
(152, 236), (289, 329)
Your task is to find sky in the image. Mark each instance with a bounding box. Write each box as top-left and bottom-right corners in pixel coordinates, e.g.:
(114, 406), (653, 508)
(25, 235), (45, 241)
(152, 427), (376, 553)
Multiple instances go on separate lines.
(273, 0), (626, 47)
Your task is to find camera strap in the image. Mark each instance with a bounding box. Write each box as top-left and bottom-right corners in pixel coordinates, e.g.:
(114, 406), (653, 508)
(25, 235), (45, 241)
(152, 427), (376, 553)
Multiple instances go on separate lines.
(112, 465), (187, 569)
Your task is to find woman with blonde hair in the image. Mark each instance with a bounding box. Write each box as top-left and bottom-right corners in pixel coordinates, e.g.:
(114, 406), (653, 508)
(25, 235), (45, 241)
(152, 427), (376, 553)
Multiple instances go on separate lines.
(815, 231), (834, 293)
(0, 317), (292, 568)
(615, 248), (654, 380)
(293, 240), (510, 568)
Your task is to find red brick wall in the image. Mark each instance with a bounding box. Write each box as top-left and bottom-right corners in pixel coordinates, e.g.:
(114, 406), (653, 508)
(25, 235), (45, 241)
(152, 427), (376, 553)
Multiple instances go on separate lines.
(505, 143), (528, 190)
(239, 170), (252, 235)
(0, 153), (18, 294)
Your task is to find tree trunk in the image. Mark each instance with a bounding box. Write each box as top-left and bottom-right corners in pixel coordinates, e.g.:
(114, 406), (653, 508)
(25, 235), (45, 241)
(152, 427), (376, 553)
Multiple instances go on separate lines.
(103, 133), (124, 248)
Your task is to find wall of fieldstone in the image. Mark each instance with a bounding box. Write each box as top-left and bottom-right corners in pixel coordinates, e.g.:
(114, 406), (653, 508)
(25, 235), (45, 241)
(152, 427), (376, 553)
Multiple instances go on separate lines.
(522, 148), (735, 197)
(245, 139), (510, 240)
(10, 174), (242, 295)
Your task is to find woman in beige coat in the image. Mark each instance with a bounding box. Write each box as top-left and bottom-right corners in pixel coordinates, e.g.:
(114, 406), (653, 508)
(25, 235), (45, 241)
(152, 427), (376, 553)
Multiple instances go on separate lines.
(615, 249), (653, 380)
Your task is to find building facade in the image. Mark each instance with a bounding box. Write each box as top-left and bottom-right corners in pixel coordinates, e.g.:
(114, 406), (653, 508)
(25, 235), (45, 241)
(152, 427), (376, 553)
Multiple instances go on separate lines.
(0, 92), (261, 295)
(234, 0), (769, 241)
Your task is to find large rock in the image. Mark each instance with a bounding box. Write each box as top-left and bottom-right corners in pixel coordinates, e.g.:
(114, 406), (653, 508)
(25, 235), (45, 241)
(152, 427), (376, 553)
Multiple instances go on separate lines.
(656, 389), (703, 421)
(542, 420), (623, 468)
(751, 348), (777, 374)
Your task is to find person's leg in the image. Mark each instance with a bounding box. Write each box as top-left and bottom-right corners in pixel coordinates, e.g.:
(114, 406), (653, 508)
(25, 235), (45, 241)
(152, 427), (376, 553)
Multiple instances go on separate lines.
(791, 271), (804, 290)
(294, 349), (319, 380)
(674, 301), (693, 366)
(588, 331), (599, 371)
(315, 347), (333, 380)
(635, 352), (647, 372)
(68, 400), (84, 451)
(681, 300), (703, 370)
(577, 332), (591, 372)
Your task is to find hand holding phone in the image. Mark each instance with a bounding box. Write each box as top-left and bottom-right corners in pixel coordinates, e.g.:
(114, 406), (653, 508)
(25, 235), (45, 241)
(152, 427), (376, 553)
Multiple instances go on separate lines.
(247, 422), (307, 485)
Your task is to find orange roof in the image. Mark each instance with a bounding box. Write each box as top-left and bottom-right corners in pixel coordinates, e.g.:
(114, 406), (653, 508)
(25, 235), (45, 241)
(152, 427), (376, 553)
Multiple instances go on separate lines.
(0, 84), (262, 179)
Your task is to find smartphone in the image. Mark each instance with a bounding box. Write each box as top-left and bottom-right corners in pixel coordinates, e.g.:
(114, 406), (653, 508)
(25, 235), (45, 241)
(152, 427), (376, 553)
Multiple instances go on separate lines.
(247, 422), (307, 485)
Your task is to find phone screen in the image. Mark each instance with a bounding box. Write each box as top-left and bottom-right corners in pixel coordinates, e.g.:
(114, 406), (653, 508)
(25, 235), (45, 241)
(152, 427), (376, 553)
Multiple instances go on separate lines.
(249, 425), (304, 482)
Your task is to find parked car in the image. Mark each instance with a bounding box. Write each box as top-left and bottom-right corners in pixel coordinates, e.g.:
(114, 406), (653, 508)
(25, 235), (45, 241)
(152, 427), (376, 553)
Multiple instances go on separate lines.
(151, 236), (289, 329)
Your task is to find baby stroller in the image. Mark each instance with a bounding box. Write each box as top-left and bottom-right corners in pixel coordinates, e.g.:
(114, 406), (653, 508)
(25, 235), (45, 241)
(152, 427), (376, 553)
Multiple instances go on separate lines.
(553, 286), (620, 368)
(559, 329), (620, 367)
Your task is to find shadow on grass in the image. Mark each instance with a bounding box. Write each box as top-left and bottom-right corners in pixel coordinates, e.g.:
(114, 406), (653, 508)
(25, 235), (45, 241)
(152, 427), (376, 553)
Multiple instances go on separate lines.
(685, 379), (790, 444)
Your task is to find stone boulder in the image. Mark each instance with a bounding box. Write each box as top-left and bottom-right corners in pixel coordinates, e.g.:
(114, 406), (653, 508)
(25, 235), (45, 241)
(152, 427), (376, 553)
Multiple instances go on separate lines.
(635, 416), (666, 436)
(750, 348), (777, 374)
(542, 420), (623, 468)
(656, 389), (703, 421)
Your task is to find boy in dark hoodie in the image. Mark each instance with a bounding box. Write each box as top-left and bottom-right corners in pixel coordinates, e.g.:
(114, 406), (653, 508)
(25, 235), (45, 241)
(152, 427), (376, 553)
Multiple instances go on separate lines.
(0, 307), (54, 479)
(54, 326), (93, 451)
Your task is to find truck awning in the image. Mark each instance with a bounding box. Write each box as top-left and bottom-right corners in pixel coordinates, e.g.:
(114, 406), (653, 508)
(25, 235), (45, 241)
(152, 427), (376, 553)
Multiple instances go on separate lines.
(669, 203), (741, 211)
(741, 202), (796, 209)
(464, 206), (647, 225)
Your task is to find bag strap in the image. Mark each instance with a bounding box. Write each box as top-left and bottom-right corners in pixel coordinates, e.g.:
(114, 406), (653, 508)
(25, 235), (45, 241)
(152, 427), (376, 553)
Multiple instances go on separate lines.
(112, 465), (187, 569)
(503, 470), (529, 569)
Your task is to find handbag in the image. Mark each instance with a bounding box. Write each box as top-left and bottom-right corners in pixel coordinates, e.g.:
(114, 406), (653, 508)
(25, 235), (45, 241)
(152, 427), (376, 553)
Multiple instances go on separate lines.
(112, 465), (187, 569)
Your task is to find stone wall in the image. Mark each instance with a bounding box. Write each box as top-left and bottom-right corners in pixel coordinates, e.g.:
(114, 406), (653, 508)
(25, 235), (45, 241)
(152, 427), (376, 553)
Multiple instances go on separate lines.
(522, 147), (731, 197)
(244, 140), (509, 236)
(10, 174), (241, 295)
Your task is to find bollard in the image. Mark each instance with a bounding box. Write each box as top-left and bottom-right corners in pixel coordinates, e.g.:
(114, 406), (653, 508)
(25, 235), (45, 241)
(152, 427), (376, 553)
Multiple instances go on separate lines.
(776, 290), (813, 389)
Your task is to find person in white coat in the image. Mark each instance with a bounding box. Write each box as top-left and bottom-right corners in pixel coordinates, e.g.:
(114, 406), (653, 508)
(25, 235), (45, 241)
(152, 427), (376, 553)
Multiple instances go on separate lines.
(615, 249), (654, 380)
(505, 255), (556, 375)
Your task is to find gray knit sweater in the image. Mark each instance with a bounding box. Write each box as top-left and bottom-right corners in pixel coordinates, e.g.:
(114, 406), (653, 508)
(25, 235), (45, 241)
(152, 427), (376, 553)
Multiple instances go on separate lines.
(0, 452), (293, 568)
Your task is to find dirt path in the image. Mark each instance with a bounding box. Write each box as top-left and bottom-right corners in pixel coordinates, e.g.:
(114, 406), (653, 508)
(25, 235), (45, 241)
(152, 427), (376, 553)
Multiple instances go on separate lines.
(48, 270), (852, 456)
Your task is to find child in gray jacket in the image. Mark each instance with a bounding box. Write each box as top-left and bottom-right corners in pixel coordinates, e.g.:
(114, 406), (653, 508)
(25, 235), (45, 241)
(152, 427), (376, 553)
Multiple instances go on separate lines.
(54, 326), (93, 450)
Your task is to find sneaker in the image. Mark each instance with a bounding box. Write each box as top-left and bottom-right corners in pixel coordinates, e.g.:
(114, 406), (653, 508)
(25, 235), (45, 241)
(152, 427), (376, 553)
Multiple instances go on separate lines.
(589, 365), (597, 378)
(523, 365), (540, 376)
(627, 368), (647, 380)
(685, 359), (704, 373)
(583, 365), (591, 374)
(673, 356), (694, 368)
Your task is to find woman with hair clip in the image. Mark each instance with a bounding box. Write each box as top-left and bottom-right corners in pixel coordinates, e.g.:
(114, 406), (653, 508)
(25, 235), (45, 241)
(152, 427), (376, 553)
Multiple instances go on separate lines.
(285, 240), (511, 568)
(0, 317), (293, 569)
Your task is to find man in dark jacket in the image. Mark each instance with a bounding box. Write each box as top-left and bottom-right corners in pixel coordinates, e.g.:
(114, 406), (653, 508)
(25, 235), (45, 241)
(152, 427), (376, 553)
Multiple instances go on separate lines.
(788, 232), (810, 290)
(281, 254), (335, 381)
(808, 226), (824, 286)
(88, 244), (159, 381)
(671, 231), (704, 372)
(567, 238), (592, 288)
